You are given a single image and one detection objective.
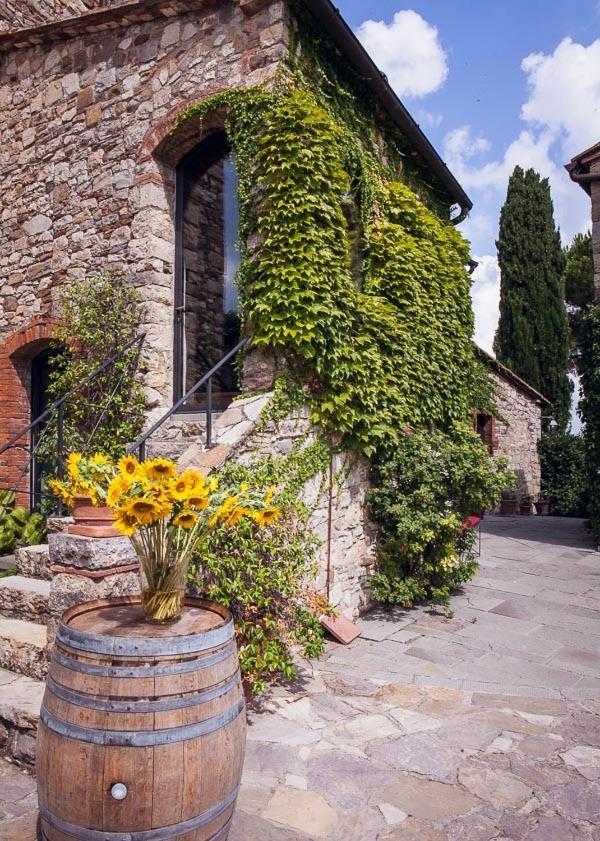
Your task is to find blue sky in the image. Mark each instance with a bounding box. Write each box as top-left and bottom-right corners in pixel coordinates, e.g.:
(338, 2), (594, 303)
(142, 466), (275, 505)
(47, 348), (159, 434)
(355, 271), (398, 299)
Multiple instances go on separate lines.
(336, 0), (600, 355)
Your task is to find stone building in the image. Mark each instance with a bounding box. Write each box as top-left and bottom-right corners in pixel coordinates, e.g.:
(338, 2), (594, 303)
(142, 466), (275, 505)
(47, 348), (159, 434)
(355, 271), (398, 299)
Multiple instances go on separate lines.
(0, 0), (479, 616)
(476, 348), (550, 499)
(566, 142), (600, 303)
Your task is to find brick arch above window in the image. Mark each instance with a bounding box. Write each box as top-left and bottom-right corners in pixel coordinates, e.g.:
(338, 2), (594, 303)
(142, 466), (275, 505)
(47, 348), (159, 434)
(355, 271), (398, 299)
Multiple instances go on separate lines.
(0, 318), (59, 503)
(137, 89), (230, 170)
(2, 318), (59, 360)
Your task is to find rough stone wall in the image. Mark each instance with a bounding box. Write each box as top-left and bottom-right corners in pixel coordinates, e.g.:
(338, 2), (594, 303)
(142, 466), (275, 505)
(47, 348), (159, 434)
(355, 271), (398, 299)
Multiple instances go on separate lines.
(0, 0), (287, 377)
(490, 371), (543, 498)
(0, 1), (109, 33)
(0, 0), (288, 458)
(232, 406), (378, 618)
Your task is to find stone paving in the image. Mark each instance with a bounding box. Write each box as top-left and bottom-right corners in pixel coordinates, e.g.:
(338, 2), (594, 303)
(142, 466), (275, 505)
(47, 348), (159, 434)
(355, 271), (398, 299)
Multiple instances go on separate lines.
(2, 515), (599, 840)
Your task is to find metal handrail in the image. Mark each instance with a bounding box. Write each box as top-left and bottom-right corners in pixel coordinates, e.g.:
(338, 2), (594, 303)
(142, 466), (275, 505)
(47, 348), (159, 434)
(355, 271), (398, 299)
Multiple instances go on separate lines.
(0, 333), (146, 458)
(129, 336), (250, 461)
(0, 333), (146, 510)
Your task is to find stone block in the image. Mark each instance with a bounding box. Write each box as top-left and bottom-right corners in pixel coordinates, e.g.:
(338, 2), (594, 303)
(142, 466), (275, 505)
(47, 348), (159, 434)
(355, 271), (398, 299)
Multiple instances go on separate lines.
(15, 544), (51, 580)
(0, 576), (50, 622)
(48, 532), (138, 572)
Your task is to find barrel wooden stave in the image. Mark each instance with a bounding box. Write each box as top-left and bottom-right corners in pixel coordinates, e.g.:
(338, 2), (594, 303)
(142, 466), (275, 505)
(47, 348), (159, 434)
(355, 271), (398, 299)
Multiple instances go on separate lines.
(37, 597), (246, 841)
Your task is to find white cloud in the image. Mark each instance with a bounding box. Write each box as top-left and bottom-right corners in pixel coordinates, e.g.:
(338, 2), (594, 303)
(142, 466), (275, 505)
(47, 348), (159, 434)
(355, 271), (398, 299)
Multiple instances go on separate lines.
(417, 110), (443, 128)
(443, 36), (599, 247)
(355, 10), (448, 98)
(470, 255), (500, 355)
(521, 38), (600, 157)
(444, 126), (591, 244)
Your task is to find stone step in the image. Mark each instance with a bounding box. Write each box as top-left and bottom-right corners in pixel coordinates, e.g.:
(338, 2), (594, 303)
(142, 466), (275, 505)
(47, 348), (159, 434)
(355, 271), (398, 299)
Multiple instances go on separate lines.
(15, 543), (51, 581)
(0, 576), (50, 622)
(0, 618), (47, 680)
(0, 554), (15, 573)
(0, 668), (44, 769)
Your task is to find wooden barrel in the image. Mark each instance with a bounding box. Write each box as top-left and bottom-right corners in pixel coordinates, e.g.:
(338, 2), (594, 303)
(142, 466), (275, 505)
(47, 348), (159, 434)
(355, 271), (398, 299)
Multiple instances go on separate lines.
(36, 596), (246, 841)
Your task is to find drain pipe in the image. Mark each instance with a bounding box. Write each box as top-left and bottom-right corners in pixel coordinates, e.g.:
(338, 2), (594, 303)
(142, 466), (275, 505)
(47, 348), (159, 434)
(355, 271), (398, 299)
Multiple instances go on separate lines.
(326, 451), (333, 601)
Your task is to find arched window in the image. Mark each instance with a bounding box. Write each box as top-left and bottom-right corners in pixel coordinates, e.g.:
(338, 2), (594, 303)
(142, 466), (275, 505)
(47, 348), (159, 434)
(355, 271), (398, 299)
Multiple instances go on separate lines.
(173, 131), (241, 408)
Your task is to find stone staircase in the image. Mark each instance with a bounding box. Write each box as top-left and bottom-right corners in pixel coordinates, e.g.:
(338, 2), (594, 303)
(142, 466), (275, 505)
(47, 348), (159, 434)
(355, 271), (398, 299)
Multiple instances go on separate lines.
(0, 544), (49, 769)
(0, 392), (272, 771)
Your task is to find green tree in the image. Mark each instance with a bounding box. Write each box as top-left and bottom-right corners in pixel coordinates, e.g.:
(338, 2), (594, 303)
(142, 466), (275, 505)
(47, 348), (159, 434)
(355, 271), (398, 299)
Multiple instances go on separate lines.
(494, 166), (572, 427)
(579, 305), (600, 542)
(563, 231), (594, 372)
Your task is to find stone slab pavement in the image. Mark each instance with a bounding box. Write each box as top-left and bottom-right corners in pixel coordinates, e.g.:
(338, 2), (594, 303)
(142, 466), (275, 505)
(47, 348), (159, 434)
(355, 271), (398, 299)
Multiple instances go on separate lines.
(2, 515), (599, 840)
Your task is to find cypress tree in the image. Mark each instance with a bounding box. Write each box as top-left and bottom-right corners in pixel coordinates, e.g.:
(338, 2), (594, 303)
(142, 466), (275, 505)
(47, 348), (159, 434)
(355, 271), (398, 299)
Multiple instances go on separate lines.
(494, 166), (572, 427)
(563, 231), (594, 373)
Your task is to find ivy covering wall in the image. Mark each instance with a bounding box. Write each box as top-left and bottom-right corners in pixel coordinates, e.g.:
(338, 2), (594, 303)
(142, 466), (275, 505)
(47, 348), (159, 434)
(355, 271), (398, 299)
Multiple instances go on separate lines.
(176, 75), (484, 456)
(167, 7), (515, 625)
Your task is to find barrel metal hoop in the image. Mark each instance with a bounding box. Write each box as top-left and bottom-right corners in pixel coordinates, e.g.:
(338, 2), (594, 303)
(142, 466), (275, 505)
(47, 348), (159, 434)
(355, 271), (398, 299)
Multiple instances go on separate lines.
(45, 670), (241, 713)
(40, 697), (244, 746)
(57, 617), (234, 657)
(52, 639), (236, 677)
(40, 789), (237, 841)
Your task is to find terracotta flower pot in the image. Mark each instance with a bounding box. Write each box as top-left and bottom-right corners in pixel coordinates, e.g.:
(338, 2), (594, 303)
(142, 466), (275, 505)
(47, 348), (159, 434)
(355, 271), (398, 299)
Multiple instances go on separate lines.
(519, 504), (533, 516)
(68, 495), (120, 538)
(534, 500), (550, 516)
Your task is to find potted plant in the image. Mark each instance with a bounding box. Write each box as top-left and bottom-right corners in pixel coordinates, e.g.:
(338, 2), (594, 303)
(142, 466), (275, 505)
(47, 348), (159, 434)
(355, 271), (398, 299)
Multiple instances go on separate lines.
(49, 453), (121, 537)
(499, 488), (519, 516)
(534, 495), (550, 516)
(519, 494), (534, 516)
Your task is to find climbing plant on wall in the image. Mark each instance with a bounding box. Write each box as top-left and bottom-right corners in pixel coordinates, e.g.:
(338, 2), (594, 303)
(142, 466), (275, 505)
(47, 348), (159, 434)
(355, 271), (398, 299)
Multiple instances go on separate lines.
(176, 82), (484, 456)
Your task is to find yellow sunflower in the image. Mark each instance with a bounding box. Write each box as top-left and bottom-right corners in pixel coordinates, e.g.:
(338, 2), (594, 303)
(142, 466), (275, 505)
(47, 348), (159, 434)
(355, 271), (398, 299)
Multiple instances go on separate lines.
(106, 475), (131, 507)
(265, 485), (276, 505)
(180, 469), (206, 491)
(67, 453), (82, 482)
(225, 506), (251, 527)
(187, 491), (209, 510)
(143, 458), (176, 482)
(48, 479), (73, 507)
(90, 453), (110, 468)
(113, 510), (139, 537)
(171, 473), (195, 501)
(122, 497), (163, 525)
(151, 490), (174, 518)
(118, 454), (140, 480)
(173, 510), (198, 529)
(253, 507), (281, 526)
(208, 477), (219, 492)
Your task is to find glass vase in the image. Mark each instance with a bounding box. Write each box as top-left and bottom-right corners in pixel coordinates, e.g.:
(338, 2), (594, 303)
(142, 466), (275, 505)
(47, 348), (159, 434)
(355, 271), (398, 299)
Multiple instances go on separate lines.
(140, 553), (187, 624)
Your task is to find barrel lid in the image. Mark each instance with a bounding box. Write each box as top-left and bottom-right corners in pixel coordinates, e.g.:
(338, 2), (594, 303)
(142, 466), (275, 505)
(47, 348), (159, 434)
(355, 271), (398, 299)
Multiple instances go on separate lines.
(58, 597), (234, 657)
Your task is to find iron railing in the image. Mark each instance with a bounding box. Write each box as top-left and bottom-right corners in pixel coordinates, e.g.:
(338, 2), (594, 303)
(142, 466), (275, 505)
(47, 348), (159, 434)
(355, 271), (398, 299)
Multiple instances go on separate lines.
(129, 336), (250, 461)
(0, 334), (146, 512)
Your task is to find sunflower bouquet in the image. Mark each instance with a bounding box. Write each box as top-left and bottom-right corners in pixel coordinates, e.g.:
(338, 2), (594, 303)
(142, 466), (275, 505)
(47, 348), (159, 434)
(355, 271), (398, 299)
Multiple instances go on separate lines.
(105, 454), (279, 623)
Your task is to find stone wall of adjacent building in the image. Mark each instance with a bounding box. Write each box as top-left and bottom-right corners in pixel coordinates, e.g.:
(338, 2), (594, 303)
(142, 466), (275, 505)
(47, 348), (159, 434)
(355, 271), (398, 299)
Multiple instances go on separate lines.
(0, 0), (288, 481)
(231, 405), (378, 618)
(490, 371), (543, 498)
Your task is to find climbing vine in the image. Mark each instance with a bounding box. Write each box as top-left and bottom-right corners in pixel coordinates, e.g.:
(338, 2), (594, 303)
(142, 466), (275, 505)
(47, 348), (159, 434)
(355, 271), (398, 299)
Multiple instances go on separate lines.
(175, 80), (483, 456)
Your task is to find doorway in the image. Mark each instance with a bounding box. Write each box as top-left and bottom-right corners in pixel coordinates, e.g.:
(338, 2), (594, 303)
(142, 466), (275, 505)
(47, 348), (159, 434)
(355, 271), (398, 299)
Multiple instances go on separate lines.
(30, 347), (59, 509)
(173, 131), (242, 410)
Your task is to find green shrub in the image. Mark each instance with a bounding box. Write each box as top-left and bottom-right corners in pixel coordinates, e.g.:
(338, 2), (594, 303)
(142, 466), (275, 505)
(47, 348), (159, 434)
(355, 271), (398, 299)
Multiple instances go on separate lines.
(191, 510), (325, 694)
(39, 273), (146, 466)
(539, 431), (588, 517)
(580, 304), (600, 541)
(0, 490), (46, 552)
(189, 446), (330, 694)
(368, 424), (513, 607)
